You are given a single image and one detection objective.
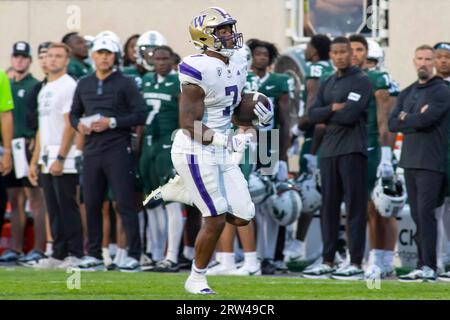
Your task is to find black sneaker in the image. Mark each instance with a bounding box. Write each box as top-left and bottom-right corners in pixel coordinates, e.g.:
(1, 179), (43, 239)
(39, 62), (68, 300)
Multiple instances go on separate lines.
(18, 250), (47, 266)
(178, 255), (193, 270)
(261, 259), (276, 275)
(153, 259), (180, 272)
(140, 253), (156, 271)
(0, 249), (22, 263)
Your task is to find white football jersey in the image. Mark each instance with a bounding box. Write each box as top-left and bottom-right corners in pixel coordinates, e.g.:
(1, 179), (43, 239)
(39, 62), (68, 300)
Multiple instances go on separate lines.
(172, 52), (248, 155)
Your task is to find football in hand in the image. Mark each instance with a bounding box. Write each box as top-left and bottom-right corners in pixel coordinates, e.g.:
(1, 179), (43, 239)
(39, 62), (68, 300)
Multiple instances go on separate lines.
(232, 92), (271, 126)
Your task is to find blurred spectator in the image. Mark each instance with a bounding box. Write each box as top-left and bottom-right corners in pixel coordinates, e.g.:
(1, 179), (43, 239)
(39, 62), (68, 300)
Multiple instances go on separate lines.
(0, 42), (47, 265)
(123, 34), (139, 67)
(62, 32), (93, 80)
(29, 43), (83, 269)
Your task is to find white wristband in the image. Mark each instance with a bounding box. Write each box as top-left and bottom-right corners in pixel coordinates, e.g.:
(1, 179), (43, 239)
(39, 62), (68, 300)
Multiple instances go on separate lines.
(381, 146), (392, 162)
(211, 132), (228, 149)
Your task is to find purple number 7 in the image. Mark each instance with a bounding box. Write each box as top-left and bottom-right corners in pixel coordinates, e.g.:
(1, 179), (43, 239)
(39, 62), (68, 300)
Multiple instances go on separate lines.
(223, 85), (238, 116)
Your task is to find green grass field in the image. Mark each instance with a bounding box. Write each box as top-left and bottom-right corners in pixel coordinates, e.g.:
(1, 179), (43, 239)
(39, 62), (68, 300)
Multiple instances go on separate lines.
(0, 268), (449, 300)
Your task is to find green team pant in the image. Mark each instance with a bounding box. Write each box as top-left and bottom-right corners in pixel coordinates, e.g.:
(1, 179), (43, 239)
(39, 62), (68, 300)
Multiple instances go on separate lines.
(367, 146), (381, 195)
(140, 135), (175, 195)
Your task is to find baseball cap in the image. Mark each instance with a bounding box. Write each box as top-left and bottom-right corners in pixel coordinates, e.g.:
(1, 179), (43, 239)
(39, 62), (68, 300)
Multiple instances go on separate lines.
(12, 41), (31, 57)
(434, 42), (450, 51)
(38, 42), (52, 55)
(92, 37), (118, 53)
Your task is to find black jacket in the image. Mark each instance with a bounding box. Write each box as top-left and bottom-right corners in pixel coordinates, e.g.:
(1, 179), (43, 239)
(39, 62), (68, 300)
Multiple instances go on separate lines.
(309, 66), (372, 158)
(388, 76), (450, 172)
(70, 70), (146, 155)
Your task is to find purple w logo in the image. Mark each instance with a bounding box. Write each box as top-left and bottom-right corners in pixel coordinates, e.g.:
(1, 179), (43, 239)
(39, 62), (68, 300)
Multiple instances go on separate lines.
(193, 15), (206, 28)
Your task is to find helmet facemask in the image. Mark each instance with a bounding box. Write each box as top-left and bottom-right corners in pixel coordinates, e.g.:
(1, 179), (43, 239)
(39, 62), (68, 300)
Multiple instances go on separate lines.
(205, 22), (243, 58)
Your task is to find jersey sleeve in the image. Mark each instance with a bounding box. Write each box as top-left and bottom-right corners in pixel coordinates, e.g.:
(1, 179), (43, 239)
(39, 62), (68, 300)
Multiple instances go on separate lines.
(375, 71), (390, 91)
(0, 71), (14, 112)
(306, 63), (324, 80)
(387, 75), (400, 97)
(277, 74), (291, 94)
(178, 56), (210, 96)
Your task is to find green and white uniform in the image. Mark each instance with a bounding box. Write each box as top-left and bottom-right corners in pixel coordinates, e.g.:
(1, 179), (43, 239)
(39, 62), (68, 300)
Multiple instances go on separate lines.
(67, 58), (93, 80)
(122, 65), (147, 91)
(366, 68), (391, 193)
(299, 60), (334, 174)
(140, 72), (180, 195)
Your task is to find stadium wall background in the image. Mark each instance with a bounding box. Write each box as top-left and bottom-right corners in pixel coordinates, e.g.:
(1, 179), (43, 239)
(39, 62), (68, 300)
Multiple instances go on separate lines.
(0, 0), (449, 90)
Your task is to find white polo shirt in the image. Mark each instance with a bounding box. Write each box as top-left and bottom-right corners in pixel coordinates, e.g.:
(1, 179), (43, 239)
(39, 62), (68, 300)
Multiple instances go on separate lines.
(37, 74), (76, 163)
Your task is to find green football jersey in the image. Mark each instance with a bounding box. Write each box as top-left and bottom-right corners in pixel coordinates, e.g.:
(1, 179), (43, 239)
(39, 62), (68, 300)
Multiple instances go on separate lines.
(67, 58), (93, 80)
(122, 65), (148, 91)
(365, 68), (390, 148)
(10, 73), (39, 138)
(302, 60), (334, 138)
(245, 72), (292, 130)
(303, 60), (334, 103)
(141, 72), (180, 142)
(0, 70), (14, 113)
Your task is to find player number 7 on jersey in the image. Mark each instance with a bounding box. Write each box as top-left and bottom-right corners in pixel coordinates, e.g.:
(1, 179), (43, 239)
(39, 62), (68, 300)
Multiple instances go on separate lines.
(223, 85), (238, 116)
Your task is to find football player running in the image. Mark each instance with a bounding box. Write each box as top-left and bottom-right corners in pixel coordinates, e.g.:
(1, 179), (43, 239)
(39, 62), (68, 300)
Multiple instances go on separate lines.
(145, 7), (272, 294)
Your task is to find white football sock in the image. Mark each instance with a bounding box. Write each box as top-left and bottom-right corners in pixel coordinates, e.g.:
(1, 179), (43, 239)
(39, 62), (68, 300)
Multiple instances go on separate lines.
(147, 205), (167, 261)
(108, 243), (117, 257)
(264, 205), (280, 259)
(137, 210), (145, 246)
(102, 247), (112, 265)
(243, 251), (259, 267)
(165, 202), (185, 263)
(221, 252), (235, 268)
(383, 250), (394, 268)
(190, 260), (207, 281)
(183, 246), (195, 261)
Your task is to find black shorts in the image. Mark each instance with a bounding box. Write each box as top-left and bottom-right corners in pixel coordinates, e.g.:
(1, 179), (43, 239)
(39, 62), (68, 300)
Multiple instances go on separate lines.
(4, 138), (35, 189)
(3, 169), (33, 188)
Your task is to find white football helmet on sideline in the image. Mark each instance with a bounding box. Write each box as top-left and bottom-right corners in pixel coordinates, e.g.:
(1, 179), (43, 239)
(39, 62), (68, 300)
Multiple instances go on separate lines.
(367, 39), (384, 68)
(135, 30), (167, 71)
(295, 173), (322, 214)
(270, 182), (302, 226)
(248, 172), (273, 204)
(371, 175), (407, 218)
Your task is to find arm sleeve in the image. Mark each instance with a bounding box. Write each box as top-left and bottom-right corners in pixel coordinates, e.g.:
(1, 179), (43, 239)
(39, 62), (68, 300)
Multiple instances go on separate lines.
(308, 80), (333, 124)
(116, 78), (147, 128)
(0, 71), (14, 112)
(328, 77), (372, 126)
